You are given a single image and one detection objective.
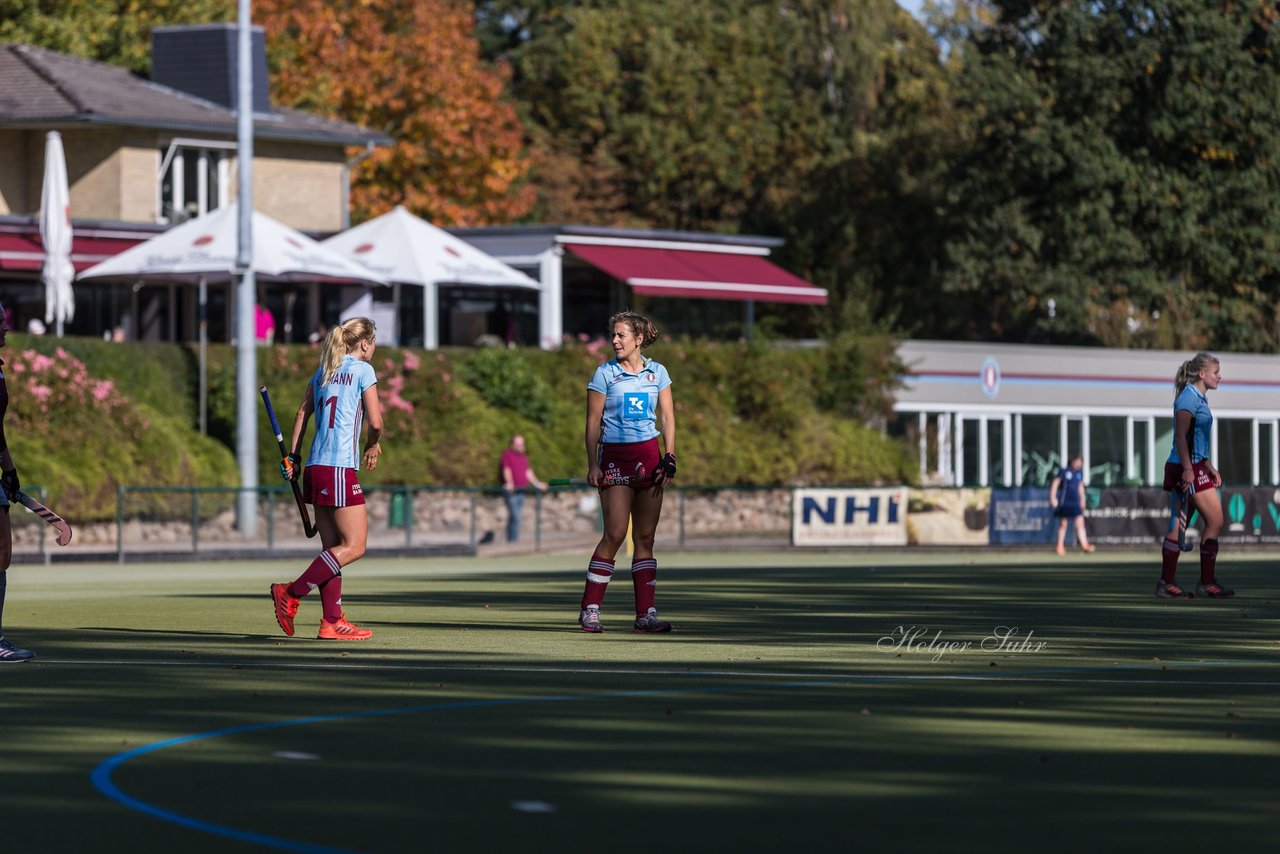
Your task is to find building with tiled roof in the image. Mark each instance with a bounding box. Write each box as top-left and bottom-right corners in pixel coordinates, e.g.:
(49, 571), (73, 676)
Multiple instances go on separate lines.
(0, 25), (388, 341)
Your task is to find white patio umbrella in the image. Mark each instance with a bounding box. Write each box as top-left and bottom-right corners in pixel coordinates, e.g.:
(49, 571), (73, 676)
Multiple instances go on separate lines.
(77, 201), (387, 285)
(78, 201), (385, 436)
(39, 131), (74, 336)
(322, 205), (539, 348)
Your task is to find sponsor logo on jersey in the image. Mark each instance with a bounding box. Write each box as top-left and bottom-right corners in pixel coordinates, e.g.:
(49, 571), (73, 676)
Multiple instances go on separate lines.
(623, 393), (648, 420)
(352, 483), (363, 495)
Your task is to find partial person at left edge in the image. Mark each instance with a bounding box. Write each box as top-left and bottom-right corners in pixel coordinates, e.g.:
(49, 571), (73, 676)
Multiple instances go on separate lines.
(0, 305), (35, 662)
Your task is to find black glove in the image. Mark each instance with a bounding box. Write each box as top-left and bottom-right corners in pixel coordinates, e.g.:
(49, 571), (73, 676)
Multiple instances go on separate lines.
(652, 452), (677, 486)
(280, 453), (301, 483)
(1, 467), (19, 499)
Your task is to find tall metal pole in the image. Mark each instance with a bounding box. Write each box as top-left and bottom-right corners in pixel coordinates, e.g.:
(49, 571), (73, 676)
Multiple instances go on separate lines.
(235, 1), (258, 535)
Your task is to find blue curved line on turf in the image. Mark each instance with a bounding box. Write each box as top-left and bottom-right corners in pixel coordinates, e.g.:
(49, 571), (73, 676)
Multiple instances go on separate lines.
(91, 684), (822, 854)
(91, 659), (1273, 853)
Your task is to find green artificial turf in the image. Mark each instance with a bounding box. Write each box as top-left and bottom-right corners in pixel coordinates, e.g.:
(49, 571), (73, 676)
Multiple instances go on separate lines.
(3, 549), (1279, 853)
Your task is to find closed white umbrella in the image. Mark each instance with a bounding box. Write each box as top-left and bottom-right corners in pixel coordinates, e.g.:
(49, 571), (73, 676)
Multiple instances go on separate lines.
(77, 201), (386, 285)
(39, 131), (74, 336)
(322, 205), (538, 348)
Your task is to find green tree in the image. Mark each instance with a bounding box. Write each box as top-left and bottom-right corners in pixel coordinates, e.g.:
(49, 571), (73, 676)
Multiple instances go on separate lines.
(0, 0), (233, 72)
(480, 0), (900, 234)
(938, 0), (1280, 351)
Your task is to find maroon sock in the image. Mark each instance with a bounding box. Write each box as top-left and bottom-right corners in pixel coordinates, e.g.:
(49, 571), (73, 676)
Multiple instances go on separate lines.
(319, 575), (344, 623)
(1199, 538), (1219, 584)
(287, 549), (342, 599)
(1160, 539), (1180, 584)
(631, 558), (657, 615)
(580, 555), (614, 610)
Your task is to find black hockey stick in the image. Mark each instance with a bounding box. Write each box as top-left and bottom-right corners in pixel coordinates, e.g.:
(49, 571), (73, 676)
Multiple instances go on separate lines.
(260, 385), (317, 538)
(1175, 481), (1196, 552)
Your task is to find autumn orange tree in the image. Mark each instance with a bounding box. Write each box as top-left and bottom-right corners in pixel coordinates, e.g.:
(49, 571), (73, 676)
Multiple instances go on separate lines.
(256, 0), (536, 226)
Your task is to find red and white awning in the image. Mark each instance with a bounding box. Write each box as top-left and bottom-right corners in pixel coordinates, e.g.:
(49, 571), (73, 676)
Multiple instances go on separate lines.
(562, 238), (827, 305)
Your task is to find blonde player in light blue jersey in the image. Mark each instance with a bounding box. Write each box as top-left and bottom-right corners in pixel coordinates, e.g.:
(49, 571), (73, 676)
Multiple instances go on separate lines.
(1156, 352), (1231, 600)
(271, 317), (384, 640)
(577, 311), (677, 634)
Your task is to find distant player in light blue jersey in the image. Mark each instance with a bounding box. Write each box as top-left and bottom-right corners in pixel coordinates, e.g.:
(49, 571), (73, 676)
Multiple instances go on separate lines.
(270, 317), (384, 641)
(1156, 352), (1231, 600)
(577, 311), (677, 634)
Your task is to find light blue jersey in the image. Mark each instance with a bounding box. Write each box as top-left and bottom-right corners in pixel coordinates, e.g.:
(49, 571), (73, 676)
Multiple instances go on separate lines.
(588, 357), (671, 444)
(1167, 384), (1211, 465)
(307, 356), (377, 469)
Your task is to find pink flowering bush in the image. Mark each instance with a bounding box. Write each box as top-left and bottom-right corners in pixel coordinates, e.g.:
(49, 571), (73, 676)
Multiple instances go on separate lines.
(6, 339), (238, 520)
(7, 347), (137, 427)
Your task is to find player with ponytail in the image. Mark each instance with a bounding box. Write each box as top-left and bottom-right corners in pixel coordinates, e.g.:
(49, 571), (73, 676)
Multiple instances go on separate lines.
(1156, 352), (1232, 599)
(577, 311), (677, 633)
(270, 317), (384, 639)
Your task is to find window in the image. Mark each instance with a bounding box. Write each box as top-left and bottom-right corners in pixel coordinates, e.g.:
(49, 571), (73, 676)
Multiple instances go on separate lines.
(1088, 416), (1127, 486)
(158, 140), (233, 224)
(1020, 415), (1059, 486)
(1217, 419), (1252, 485)
(1260, 421), (1277, 486)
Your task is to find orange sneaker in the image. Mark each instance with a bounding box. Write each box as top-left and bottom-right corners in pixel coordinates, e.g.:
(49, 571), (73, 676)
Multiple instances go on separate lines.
(270, 583), (300, 637)
(317, 613), (372, 641)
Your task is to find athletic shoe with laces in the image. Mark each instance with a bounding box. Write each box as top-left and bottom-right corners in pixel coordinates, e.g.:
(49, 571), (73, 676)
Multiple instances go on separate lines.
(270, 582), (301, 637)
(0, 636), (35, 662)
(633, 608), (672, 634)
(1155, 579), (1193, 599)
(317, 613), (372, 641)
(579, 606), (603, 633)
(1196, 579), (1235, 599)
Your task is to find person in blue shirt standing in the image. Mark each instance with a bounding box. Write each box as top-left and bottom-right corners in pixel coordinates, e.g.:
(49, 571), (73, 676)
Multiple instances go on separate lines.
(1156, 352), (1231, 599)
(1049, 453), (1094, 555)
(577, 311), (677, 634)
(271, 317), (385, 639)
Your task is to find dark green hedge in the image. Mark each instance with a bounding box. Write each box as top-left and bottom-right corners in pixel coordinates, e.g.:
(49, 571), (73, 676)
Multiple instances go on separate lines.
(7, 334), (911, 520)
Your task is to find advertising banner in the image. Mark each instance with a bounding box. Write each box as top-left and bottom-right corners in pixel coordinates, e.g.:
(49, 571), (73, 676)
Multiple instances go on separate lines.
(988, 486), (1055, 545)
(792, 487), (909, 546)
(989, 486), (1280, 547)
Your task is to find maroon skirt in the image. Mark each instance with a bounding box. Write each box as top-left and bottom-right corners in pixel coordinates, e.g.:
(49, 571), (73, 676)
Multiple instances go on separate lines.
(598, 438), (661, 488)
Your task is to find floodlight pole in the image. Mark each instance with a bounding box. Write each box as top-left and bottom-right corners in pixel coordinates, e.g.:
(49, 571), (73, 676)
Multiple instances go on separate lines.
(235, 0), (258, 536)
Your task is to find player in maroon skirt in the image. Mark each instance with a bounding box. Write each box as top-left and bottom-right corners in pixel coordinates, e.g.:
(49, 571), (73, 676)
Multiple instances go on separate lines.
(0, 306), (34, 662)
(577, 311), (677, 633)
(271, 317), (384, 639)
(1156, 352), (1231, 599)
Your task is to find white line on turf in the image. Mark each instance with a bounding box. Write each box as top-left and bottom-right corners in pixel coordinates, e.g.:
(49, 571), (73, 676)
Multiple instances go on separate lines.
(32, 658), (1280, 687)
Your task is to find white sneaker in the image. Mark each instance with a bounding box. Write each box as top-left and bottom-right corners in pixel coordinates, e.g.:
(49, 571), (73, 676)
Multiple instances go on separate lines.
(633, 608), (672, 634)
(579, 606), (603, 633)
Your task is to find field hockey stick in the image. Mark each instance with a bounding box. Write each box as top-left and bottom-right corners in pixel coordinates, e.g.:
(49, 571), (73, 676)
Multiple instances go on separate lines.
(549, 475), (627, 487)
(1176, 480), (1196, 552)
(12, 490), (72, 546)
(259, 385), (317, 538)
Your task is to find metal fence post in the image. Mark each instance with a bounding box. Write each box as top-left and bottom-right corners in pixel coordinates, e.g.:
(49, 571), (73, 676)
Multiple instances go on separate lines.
(404, 487), (413, 548)
(116, 486), (126, 564)
(678, 487), (686, 549)
(267, 488), (276, 549)
(192, 490), (200, 553)
(534, 489), (542, 552)
(469, 488), (478, 549)
(37, 486), (48, 565)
